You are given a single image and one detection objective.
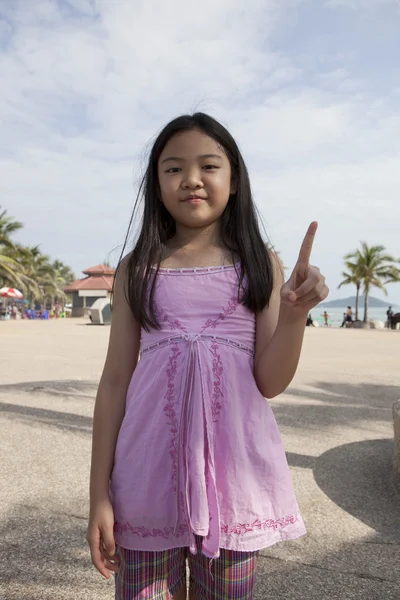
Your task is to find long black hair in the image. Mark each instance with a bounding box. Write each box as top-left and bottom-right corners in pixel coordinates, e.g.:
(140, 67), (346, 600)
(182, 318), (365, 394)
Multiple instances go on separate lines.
(116, 112), (274, 331)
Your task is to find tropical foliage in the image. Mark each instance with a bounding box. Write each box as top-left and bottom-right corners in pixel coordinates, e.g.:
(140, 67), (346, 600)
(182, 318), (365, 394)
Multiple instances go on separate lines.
(0, 206), (75, 306)
(339, 242), (400, 322)
(338, 259), (362, 321)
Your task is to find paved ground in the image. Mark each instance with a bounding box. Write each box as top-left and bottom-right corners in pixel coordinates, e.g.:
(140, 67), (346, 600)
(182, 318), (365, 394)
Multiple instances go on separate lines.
(0, 319), (399, 599)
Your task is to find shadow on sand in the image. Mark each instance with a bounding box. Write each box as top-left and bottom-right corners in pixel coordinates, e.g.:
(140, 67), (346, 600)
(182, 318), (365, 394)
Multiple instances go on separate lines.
(1, 379), (399, 598)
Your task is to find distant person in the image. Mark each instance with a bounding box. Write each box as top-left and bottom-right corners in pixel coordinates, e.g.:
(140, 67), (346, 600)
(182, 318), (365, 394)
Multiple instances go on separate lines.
(306, 313), (314, 326)
(386, 306), (393, 328)
(322, 310), (329, 327)
(86, 113), (329, 597)
(341, 306), (353, 328)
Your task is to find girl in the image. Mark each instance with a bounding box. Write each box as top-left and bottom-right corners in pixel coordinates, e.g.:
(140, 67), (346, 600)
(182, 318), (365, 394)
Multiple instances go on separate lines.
(87, 113), (328, 600)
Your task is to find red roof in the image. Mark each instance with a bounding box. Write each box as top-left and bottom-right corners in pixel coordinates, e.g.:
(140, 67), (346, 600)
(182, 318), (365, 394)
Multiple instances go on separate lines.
(64, 264), (115, 293)
(82, 264), (115, 276)
(64, 276), (114, 292)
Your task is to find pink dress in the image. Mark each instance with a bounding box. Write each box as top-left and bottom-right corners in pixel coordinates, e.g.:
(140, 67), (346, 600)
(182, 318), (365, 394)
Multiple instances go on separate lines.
(110, 264), (306, 559)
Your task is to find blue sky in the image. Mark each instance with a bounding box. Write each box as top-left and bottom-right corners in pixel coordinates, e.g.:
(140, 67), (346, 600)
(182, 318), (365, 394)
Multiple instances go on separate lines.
(1, 0), (400, 303)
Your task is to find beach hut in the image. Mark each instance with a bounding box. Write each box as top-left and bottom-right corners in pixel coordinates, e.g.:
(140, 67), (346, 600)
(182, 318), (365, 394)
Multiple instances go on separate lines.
(64, 264), (115, 318)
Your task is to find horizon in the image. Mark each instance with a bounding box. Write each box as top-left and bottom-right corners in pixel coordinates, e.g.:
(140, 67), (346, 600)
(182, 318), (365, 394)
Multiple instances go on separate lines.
(320, 294), (397, 307)
(1, 1), (400, 303)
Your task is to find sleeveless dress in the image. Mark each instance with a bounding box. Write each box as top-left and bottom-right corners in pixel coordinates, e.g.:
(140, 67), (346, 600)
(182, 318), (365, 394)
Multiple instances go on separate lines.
(110, 264), (306, 559)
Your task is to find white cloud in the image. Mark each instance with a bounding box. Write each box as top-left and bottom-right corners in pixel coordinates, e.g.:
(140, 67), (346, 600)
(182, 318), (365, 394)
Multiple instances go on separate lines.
(1, 0), (400, 303)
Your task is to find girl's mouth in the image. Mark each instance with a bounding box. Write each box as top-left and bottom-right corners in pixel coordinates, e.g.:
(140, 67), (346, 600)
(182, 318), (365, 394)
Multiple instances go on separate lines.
(184, 196), (207, 204)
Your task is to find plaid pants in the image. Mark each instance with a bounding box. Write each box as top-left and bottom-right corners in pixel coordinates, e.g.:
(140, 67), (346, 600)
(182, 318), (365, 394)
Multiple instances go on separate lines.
(115, 536), (259, 600)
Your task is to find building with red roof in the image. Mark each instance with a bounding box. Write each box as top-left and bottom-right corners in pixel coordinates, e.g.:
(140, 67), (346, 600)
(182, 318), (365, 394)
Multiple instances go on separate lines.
(64, 264), (115, 317)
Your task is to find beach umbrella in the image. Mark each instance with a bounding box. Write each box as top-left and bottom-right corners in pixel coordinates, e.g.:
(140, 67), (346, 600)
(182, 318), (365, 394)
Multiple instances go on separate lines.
(0, 287), (23, 299)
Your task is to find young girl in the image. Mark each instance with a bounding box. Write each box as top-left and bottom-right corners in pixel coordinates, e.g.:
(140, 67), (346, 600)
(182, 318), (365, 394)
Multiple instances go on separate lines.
(86, 113), (328, 600)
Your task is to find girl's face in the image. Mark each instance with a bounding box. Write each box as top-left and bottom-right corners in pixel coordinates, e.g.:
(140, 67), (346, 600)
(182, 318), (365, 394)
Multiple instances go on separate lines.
(157, 129), (235, 231)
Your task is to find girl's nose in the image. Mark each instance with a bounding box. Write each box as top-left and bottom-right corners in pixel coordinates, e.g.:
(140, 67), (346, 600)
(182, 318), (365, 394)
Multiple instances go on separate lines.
(181, 169), (204, 190)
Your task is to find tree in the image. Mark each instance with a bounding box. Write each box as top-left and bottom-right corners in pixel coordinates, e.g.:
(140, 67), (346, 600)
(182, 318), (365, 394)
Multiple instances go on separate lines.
(43, 260), (76, 306)
(0, 207), (25, 288)
(343, 243), (400, 322)
(52, 260), (75, 285)
(0, 253), (20, 287)
(11, 245), (50, 303)
(338, 259), (362, 321)
(0, 206), (76, 309)
(0, 207), (23, 248)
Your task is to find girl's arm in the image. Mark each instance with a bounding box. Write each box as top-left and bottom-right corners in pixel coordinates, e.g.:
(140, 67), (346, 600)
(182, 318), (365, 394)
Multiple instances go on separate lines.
(254, 292), (307, 399)
(254, 223), (328, 399)
(254, 255), (305, 399)
(89, 257), (141, 503)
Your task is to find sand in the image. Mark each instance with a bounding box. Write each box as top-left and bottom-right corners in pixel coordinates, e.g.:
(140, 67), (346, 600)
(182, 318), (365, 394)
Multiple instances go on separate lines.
(0, 319), (399, 599)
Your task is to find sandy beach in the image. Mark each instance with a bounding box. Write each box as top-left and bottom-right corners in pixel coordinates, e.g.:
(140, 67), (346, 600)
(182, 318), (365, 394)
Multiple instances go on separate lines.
(0, 319), (399, 599)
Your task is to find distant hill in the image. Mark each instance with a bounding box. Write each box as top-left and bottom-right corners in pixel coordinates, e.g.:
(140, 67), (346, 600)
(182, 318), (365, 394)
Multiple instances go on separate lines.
(320, 296), (395, 308)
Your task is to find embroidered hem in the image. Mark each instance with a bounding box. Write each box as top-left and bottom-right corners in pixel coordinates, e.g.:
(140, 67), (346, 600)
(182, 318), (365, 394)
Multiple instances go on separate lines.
(113, 514), (306, 554)
(114, 514), (300, 538)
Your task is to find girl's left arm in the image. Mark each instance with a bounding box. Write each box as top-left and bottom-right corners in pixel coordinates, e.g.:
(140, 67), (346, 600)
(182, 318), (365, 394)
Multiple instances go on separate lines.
(254, 222), (329, 399)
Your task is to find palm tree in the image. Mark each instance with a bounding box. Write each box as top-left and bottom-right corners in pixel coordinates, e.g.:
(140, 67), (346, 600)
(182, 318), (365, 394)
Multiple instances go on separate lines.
(11, 245), (46, 303)
(52, 260), (75, 286)
(344, 243), (400, 322)
(0, 207), (23, 248)
(0, 253), (20, 287)
(5, 245), (76, 308)
(1, 207), (77, 313)
(338, 259), (362, 321)
(384, 265), (400, 285)
(0, 207), (24, 288)
(42, 260), (75, 307)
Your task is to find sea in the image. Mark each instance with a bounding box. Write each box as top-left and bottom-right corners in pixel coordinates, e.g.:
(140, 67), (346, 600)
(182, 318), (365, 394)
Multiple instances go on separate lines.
(311, 307), (397, 328)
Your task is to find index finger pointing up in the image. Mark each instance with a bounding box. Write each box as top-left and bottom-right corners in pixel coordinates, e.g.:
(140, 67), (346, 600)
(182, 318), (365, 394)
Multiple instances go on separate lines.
(297, 221), (318, 265)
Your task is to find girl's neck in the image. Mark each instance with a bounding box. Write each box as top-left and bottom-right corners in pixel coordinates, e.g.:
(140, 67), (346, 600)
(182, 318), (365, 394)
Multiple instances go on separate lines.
(162, 223), (233, 269)
(171, 223), (222, 251)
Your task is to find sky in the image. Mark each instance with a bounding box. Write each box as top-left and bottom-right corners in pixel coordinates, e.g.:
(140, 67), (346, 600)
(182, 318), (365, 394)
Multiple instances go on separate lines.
(1, 0), (400, 304)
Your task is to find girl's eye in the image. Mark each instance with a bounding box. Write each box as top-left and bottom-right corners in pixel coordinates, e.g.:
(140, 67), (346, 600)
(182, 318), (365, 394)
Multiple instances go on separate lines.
(166, 167), (181, 173)
(203, 164), (218, 170)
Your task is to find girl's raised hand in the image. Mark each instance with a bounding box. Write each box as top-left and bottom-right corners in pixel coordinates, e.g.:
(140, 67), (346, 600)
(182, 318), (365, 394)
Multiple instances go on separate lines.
(86, 496), (120, 579)
(280, 222), (329, 314)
